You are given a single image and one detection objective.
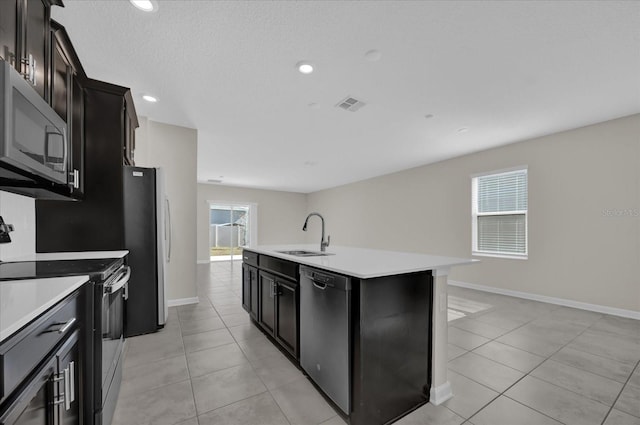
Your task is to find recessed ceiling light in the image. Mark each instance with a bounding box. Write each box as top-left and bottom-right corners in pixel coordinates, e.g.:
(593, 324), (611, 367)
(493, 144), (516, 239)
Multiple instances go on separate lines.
(424, 114), (434, 119)
(457, 127), (469, 133)
(142, 95), (158, 103)
(296, 61), (314, 74)
(130, 0), (157, 12)
(364, 49), (382, 62)
(308, 102), (319, 109)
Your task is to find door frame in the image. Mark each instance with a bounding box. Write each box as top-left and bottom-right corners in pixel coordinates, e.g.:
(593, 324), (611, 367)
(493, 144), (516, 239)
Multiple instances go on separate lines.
(207, 200), (258, 261)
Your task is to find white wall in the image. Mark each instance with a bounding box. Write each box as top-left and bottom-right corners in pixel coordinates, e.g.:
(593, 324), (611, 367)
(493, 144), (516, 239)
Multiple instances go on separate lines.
(197, 184), (308, 263)
(307, 114), (640, 312)
(0, 192), (35, 261)
(135, 117), (198, 302)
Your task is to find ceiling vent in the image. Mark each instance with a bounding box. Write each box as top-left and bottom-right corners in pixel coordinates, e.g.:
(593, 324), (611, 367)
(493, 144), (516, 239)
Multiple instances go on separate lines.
(207, 179), (223, 184)
(336, 96), (366, 112)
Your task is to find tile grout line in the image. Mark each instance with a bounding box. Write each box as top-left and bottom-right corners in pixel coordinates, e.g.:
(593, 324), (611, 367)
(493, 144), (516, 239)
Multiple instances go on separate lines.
(599, 360), (640, 425)
(191, 265), (295, 425)
(449, 308), (616, 424)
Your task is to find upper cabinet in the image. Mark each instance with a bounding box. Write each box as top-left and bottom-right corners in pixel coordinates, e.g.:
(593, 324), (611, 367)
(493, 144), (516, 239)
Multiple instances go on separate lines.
(0, 0), (63, 100)
(50, 20), (86, 197)
(1, 0), (138, 200)
(0, 1), (18, 68)
(21, 0), (54, 99)
(124, 95), (137, 166)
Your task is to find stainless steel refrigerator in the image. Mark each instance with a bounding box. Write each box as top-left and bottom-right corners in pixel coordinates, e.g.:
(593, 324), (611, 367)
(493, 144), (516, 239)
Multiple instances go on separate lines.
(123, 166), (170, 336)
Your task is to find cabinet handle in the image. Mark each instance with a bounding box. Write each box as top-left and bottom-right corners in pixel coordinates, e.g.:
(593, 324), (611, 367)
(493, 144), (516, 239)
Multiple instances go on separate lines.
(69, 361), (75, 403)
(21, 53), (36, 85)
(57, 318), (76, 334)
(64, 366), (71, 410)
(69, 169), (79, 189)
(53, 395), (65, 406)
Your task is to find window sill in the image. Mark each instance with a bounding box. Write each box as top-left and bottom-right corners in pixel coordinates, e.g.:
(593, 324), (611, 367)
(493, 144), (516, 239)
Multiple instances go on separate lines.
(472, 251), (528, 260)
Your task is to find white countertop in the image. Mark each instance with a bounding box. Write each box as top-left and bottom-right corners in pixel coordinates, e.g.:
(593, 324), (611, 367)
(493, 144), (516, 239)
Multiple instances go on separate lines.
(245, 245), (477, 279)
(0, 275), (89, 343)
(8, 250), (129, 262)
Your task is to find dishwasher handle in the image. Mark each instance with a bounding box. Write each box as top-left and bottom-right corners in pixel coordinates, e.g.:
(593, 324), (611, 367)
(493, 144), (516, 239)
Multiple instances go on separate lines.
(312, 279), (327, 290)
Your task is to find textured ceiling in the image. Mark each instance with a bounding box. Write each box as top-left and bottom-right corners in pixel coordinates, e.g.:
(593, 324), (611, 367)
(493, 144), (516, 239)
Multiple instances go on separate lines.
(52, 1), (640, 193)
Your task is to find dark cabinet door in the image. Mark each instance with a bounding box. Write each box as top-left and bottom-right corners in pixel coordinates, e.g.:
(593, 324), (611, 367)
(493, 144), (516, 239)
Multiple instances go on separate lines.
(275, 278), (297, 357)
(22, 0), (49, 99)
(123, 99), (137, 165)
(258, 271), (275, 335)
(50, 29), (69, 121)
(242, 264), (258, 320)
(69, 74), (84, 196)
(242, 263), (251, 313)
(49, 22), (85, 197)
(249, 267), (259, 321)
(0, 330), (81, 425)
(56, 335), (80, 425)
(0, 1), (18, 65)
(0, 356), (56, 425)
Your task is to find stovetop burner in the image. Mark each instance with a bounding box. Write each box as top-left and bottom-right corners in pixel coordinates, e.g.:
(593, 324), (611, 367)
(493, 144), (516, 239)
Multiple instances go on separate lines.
(0, 258), (124, 282)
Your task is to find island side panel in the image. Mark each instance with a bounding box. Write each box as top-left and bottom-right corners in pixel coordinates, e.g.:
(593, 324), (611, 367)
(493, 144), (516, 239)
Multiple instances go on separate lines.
(430, 268), (452, 404)
(351, 271), (433, 425)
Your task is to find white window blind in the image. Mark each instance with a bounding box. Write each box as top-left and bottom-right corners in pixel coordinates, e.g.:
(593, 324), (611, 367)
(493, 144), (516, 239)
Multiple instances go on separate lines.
(472, 169), (528, 257)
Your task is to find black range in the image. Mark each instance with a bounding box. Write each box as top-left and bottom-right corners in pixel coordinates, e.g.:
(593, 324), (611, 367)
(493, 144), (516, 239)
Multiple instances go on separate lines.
(0, 258), (123, 282)
(0, 257), (129, 425)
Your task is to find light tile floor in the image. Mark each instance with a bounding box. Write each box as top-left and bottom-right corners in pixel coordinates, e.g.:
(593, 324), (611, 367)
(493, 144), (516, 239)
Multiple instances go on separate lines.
(113, 262), (640, 425)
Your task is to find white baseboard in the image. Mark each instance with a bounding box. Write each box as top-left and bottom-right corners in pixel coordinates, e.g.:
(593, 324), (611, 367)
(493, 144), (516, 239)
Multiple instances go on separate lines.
(168, 297), (199, 307)
(429, 382), (453, 405)
(449, 280), (640, 320)
(197, 260), (210, 264)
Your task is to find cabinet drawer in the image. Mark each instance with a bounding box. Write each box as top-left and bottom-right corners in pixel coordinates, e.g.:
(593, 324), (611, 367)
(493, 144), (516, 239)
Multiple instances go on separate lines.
(0, 290), (80, 403)
(260, 255), (298, 282)
(242, 250), (259, 267)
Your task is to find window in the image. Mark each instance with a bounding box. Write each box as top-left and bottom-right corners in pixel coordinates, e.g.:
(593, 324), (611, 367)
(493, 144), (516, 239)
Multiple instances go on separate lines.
(472, 167), (528, 258)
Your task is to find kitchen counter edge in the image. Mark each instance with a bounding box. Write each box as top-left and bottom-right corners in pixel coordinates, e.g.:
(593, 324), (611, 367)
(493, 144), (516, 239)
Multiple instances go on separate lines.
(0, 275), (90, 343)
(243, 245), (477, 279)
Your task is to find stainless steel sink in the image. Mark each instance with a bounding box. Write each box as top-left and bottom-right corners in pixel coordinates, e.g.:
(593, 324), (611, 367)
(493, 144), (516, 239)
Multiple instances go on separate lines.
(276, 250), (335, 257)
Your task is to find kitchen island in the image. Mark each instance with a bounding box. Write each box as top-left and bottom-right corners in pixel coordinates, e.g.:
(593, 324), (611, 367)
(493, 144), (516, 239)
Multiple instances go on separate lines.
(242, 245), (475, 425)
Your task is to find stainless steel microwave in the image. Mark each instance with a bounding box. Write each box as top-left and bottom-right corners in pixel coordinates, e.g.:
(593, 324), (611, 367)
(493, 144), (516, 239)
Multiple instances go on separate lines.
(0, 60), (70, 187)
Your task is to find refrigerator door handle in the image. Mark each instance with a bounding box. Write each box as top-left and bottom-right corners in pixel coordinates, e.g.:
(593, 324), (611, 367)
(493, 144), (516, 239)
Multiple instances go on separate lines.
(166, 198), (172, 263)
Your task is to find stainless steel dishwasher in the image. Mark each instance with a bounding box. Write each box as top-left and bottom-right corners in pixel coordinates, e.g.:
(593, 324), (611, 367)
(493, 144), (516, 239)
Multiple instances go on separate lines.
(299, 265), (351, 414)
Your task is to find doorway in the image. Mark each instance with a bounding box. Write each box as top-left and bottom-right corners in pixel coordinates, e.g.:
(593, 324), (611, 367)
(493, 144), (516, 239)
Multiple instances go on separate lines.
(208, 202), (257, 262)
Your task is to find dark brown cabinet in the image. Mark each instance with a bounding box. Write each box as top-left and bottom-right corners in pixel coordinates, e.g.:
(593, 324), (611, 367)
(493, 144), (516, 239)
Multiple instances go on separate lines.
(0, 1), (18, 65)
(275, 277), (297, 357)
(0, 0), (63, 100)
(22, 0), (50, 99)
(0, 289), (83, 425)
(251, 254), (299, 359)
(124, 104), (136, 166)
(49, 20), (86, 197)
(242, 263), (259, 321)
(258, 270), (276, 335)
(36, 79), (139, 252)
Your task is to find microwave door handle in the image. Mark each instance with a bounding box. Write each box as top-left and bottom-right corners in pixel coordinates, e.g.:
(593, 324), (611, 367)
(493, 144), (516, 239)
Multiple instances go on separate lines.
(44, 126), (67, 173)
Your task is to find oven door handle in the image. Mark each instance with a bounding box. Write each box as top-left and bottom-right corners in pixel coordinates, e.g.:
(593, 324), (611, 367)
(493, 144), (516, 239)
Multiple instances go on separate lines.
(106, 266), (131, 294)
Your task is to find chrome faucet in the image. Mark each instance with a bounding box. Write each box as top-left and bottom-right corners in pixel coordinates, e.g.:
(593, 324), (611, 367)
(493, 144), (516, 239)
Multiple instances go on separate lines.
(302, 212), (330, 252)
